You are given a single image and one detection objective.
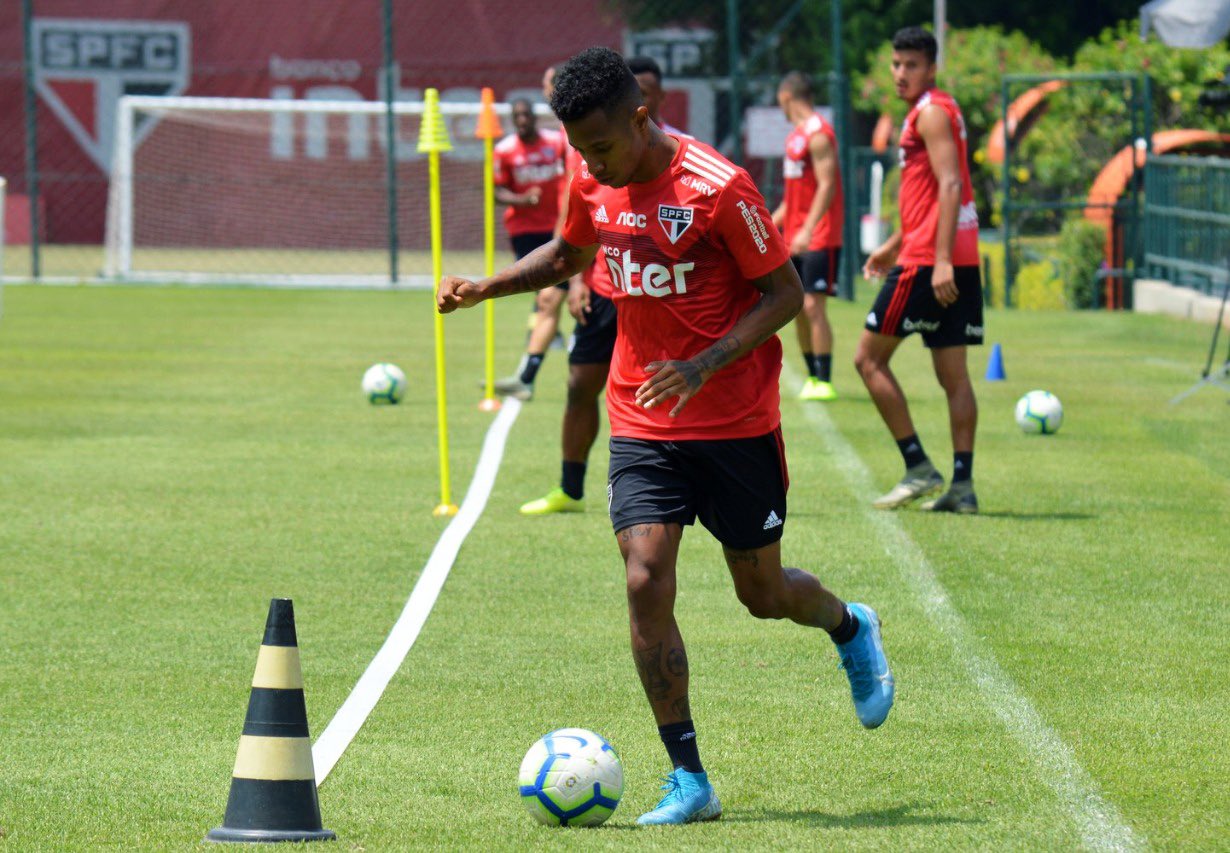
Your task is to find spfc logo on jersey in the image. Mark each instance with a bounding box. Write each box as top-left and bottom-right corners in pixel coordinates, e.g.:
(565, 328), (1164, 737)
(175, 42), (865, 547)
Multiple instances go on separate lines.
(658, 204), (694, 245)
(32, 18), (191, 173)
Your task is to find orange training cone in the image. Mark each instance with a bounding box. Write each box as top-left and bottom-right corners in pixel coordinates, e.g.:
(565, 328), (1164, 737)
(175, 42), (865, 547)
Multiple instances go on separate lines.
(474, 87), (504, 140)
(206, 599), (335, 844)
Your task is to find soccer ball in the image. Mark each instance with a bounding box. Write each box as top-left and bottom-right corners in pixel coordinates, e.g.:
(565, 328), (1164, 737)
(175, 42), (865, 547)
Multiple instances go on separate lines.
(361, 363), (406, 404)
(518, 728), (623, 827)
(1015, 390), (1063, 435)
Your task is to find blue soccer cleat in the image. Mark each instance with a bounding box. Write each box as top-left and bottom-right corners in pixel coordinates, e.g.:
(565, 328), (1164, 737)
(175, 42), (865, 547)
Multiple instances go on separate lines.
(636, 768), (722, 826)
(837, 603), (895, 728)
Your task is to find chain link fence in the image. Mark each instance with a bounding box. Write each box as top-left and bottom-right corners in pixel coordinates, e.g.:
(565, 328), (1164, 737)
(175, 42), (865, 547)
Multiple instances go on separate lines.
(0, 0), (905, 294)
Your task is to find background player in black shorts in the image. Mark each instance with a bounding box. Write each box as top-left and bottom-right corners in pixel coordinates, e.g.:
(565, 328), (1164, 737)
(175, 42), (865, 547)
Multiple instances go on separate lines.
(856, 27), (984, 514)
(771, 72), (844, 402)
(491, 90), (567, 401)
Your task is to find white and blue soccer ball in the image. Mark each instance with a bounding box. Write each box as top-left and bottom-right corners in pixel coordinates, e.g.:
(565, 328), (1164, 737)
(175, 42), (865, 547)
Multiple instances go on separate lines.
(1015, 390), (1063, 435)
(361, 363), (406, 404)
(518, 728), (623, 827)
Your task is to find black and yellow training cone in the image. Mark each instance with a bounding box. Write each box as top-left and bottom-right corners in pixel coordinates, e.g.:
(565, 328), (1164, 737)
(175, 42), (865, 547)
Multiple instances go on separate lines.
(206, 598), (335, 843)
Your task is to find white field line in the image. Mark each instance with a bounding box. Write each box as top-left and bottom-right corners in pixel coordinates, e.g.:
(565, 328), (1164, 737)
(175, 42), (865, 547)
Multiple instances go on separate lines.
(790, 374), (1141, 851)
(312, 398), (522, 785)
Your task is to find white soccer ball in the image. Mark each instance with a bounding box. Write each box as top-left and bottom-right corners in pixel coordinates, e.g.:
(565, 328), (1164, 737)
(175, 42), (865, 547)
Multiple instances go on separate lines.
(361, 363), (406, 404)
(518, 728), (623, 827)
(1015, 389), (1063, 435)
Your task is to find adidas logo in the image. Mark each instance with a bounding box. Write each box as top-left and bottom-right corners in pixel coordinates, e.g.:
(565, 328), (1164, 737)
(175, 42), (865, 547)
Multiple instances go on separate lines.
(763, 510), (783, 530)
(594, 204), (609, 223)
(866, 311), (877, 327)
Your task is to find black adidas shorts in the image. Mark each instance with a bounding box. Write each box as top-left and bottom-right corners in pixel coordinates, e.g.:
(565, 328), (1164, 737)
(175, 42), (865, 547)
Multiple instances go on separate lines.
(607, 428), (789, 550)
(864, 264), (984, 348)
(568, 291), (617, 365)
(791, 247), (841, 296)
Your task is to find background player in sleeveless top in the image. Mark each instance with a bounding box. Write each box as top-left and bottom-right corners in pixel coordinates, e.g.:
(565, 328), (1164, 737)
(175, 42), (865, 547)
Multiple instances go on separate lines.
(491, 87), (568, 401)
(438, 47), (894, 825)
(855, 26), (984, 514)
(771, 71), (844, 402)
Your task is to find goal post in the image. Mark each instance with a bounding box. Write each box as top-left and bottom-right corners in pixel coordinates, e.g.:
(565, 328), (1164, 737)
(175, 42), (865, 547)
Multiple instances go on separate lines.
(103, 95), (557, 288)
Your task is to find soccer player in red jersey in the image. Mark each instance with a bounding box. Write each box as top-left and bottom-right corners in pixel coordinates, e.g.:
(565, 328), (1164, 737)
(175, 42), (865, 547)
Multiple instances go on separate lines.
(771, 71), (844, 402)
(439, 48), (894, 824)
(856, 26), (984, 514)
(626, 56), (688, 137)
(491, 96), (567, 401)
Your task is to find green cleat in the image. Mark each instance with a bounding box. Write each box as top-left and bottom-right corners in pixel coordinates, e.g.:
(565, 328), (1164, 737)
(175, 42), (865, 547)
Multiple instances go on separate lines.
(920, 480), (979, 514)
(872, 461), (944, 509)
(519, 487), (583, 516)
(798, 378), (837, 401)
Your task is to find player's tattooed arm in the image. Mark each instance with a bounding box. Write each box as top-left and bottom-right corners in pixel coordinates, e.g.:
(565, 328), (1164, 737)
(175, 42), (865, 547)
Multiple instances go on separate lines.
(636, 260), (803, 416)
(436, 238), (597, 313)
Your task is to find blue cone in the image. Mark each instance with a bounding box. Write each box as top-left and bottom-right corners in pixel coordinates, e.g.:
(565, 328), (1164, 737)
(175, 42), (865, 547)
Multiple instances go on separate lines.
(985, 343), (1005, 381)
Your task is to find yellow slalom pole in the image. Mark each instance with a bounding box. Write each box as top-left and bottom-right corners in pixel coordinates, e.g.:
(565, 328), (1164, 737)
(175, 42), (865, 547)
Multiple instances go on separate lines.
(475, 87), (504, 413)
(419, 88), (458, 518)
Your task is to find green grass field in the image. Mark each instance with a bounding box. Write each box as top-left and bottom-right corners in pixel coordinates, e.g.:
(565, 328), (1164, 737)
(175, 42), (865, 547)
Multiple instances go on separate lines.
(0, 284), (1227, 850)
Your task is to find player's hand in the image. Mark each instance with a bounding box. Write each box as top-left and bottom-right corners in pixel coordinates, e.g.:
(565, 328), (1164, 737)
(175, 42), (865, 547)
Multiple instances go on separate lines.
(567, 279), (591, 325)
(636, 360), (706, 418)
(524, 187), (542, 206)
(863, 243), (898, 279)
(789, 231), (811, 257)
(437, 276), (482, 313)
(932, 261), (958, 307)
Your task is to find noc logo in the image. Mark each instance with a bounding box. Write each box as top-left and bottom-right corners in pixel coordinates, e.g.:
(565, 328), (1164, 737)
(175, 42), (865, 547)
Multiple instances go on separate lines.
(657, 204), (693, 244)
(32, 18), (192, 173)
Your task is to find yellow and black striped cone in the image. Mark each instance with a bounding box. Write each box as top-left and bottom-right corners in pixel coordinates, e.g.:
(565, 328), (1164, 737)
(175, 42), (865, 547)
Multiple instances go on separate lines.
(206, 598), (335, 843)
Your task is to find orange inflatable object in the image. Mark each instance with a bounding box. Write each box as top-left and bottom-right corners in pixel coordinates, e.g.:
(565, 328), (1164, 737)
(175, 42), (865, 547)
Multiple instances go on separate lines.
(986, 80), (1066, 165)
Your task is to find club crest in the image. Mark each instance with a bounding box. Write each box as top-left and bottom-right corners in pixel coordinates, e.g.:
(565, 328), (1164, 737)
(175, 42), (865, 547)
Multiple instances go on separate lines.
(657, 204), (693, 244)
(32, 18), (191, 173)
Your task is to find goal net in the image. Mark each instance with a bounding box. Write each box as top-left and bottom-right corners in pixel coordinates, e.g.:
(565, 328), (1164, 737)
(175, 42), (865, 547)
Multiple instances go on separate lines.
(103, 96), (559, 288)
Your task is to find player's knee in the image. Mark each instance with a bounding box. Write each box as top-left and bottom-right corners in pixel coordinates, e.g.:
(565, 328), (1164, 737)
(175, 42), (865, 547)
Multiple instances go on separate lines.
(853, 348), (880, 378)
(625, 561), (674, 614)
(565, 373), (598, 406)
(735, 584), (786, 620)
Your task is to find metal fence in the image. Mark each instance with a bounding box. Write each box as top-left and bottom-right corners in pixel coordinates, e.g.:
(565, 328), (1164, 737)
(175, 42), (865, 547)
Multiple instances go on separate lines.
(1144, 154), (1230, 292)
(0, 0), (870, 294)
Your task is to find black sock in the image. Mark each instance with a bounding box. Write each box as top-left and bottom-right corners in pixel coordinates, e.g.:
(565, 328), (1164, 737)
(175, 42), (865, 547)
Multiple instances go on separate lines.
(561, 461), (586, 500)
(658, 720), (703, 773)
(896, 434), (928, 469)
(827, 604), (860, 644)
(801, 351), (817, 378)
(953, 451), (973, 483)
(815, 353), (833, 383)
(519, 353), (545, 385)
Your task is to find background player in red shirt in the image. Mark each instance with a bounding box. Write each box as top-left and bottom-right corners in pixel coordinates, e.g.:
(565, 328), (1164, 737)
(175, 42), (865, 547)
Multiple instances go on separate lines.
(856, 26), (984, 514)
(491, 96), (566, 401)
(626, 56), (687, 137)
(439, 47), (894, 825)
(771, 71), (844, 402)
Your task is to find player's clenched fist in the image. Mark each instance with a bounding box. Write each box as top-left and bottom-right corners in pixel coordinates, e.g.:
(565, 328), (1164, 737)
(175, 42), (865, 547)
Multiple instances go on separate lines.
(437, 276), (482, 313)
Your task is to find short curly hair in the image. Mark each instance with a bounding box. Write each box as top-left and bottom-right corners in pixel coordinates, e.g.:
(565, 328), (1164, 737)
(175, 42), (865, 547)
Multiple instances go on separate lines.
(550, 47), (642, 123)
(892, 26), (937, 63)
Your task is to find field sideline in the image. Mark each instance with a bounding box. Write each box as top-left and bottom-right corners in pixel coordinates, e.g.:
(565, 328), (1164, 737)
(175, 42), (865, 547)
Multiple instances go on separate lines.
(0, 284), (1226, 849)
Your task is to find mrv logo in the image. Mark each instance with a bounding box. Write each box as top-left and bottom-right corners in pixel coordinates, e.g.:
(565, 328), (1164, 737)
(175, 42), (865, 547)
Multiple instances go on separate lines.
(604, 248), (694, 297)
(32, 18), (191, 172)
